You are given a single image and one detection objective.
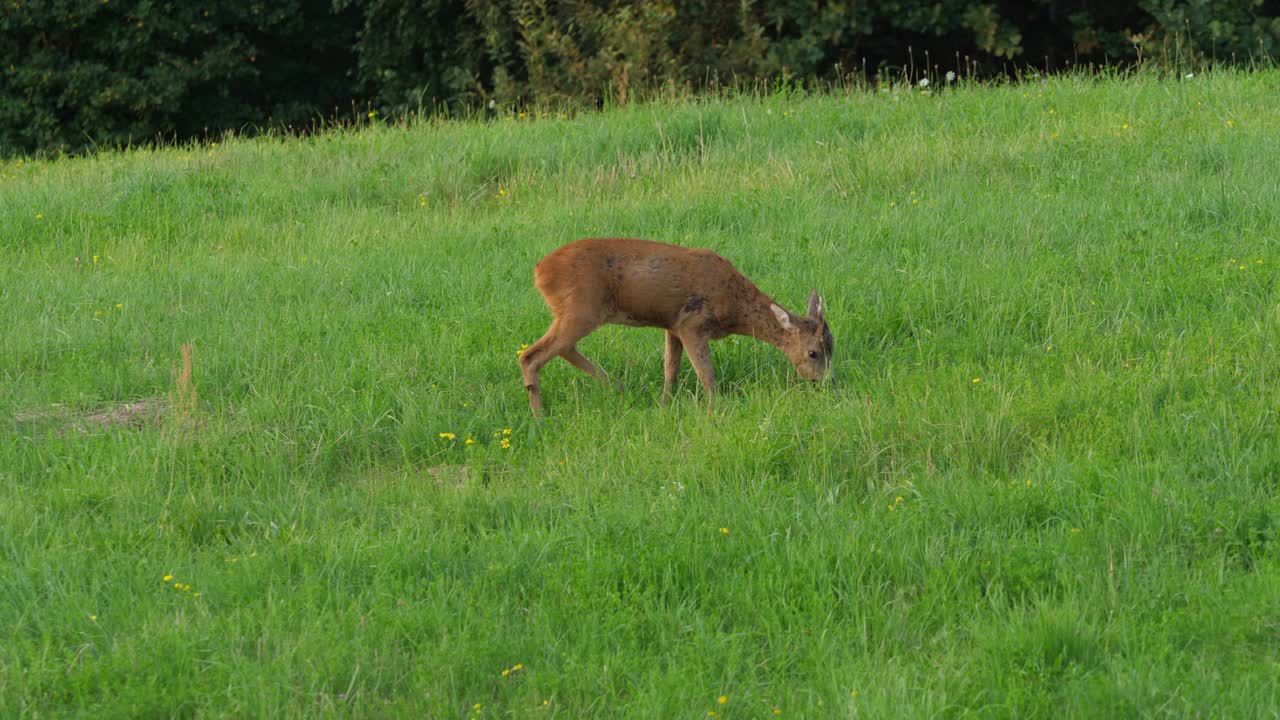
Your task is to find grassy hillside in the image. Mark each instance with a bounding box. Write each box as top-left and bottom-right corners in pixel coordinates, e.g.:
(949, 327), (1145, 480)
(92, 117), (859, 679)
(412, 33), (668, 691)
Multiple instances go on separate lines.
(4, 70), (1280, 717)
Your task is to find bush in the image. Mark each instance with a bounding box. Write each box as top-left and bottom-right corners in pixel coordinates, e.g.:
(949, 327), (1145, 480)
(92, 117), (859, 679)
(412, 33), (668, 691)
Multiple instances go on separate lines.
(0, 0), (356, 156)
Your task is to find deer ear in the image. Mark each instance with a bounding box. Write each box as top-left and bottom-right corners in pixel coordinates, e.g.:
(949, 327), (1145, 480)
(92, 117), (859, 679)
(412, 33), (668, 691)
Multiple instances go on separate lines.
(807, 289), (824, 321)
(770, 304), (794, 330)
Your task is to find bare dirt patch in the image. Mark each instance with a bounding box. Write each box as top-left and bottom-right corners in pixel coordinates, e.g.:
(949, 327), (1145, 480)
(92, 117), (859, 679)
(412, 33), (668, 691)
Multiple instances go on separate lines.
(13, 397), (170, 436)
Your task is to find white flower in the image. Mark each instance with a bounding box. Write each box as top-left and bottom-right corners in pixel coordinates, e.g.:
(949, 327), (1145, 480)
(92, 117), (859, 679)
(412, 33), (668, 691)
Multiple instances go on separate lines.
(488, 99), (496, 109)
(918, 78), (930, 88)
(945, 71), (956, 82)
(1184, 72), (1195, 79)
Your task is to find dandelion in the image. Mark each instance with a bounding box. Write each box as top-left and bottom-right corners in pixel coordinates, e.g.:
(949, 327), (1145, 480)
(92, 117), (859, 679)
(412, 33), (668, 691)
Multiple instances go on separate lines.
(500, 438), (511, 449)
(1025, 479), (1032, 487)
(895, 496), (904, 505)
(945, 71), (956, 82)
(115, 303), (123, 309)
(89, 614), (98, 621)
(498, 188), (508, 197)
(911, 198), (919, 206)
(93, 255), (100, 264)
(1227, 119), (1235, 128)
(972, 377), (981, 384)
(163, 575), (173, 582)
(465, 438), (475, 446)
(439, 432), (456, 440)
(719, 527), (730, 535)
(718, 696), (727, 705)
(503, 427), (513, 435)
(918, 78), (929, 88)
(367, 111), (377, 119)
(36, 213), (43, 219)
(1121, 123), (1130, 130)
(513, 664), (523, 671)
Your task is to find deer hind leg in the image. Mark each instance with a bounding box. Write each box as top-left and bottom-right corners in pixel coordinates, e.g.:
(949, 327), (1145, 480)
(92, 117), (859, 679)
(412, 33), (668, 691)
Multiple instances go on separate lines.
(561, 347), (624, 393)
(661, 330), (683, 405)
(519, 316), (603, 417)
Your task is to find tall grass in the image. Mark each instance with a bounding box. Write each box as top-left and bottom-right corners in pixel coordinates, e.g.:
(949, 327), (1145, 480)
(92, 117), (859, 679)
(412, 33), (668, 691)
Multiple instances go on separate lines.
(3, 69), (1280, 717)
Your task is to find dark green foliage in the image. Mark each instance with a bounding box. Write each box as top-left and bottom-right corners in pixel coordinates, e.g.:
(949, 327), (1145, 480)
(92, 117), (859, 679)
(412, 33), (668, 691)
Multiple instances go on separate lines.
(0, 0), (356, 156)
(2, 0), (1278, 156)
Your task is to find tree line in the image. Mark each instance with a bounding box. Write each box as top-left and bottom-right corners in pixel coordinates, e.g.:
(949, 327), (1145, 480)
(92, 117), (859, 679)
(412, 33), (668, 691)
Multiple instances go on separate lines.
(2, 0), (1276, 156)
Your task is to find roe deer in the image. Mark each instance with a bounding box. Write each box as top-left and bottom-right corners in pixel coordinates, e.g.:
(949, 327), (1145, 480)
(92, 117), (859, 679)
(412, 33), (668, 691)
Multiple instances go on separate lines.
(519, 237), (833, 416)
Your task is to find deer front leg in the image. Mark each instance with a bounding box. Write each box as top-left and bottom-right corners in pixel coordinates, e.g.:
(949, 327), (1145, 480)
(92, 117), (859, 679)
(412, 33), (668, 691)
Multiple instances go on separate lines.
(679, 333), (716, 410)
(661, 331), (683, 405)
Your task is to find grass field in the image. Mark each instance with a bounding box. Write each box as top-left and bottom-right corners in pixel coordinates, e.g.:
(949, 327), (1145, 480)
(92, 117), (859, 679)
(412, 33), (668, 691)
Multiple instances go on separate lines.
(4, 69), (1280, 718)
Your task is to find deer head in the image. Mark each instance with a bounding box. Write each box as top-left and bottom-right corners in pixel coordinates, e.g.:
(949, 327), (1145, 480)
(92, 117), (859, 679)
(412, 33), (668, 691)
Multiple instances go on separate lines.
(770, 289), (834, 382)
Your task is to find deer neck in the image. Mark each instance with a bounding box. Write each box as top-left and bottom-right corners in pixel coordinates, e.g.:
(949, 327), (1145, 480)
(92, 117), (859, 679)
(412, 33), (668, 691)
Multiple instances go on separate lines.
(733, 289), (794, 350)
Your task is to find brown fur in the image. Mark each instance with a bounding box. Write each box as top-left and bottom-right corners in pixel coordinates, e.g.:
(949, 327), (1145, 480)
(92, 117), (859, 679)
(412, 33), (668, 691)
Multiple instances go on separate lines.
(520, 238), (833, 416)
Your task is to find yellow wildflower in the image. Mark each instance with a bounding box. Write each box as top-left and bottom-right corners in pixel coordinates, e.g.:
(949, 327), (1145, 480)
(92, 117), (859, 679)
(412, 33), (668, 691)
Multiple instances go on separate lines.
(89, 614), (98, 621)
(439, 432), (456, 440)
(718, 696), (728, 705)
(502, 428), (513, 435)
(465, 438), (475, 445)
(500, 438), (512, 449)
(163, 574), (173, 582)
(719, 527), (730, 535)
(972, 377), (981, 384)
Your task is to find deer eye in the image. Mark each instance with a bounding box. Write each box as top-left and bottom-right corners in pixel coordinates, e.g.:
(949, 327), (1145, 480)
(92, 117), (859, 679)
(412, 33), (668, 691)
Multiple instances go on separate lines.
(808, 350), (818, 359)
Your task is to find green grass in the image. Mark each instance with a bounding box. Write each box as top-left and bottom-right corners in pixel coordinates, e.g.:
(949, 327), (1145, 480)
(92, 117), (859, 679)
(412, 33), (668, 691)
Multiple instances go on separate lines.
(4, 69), (1280, 718)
